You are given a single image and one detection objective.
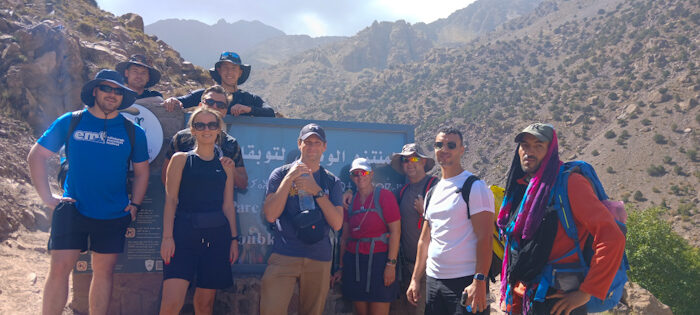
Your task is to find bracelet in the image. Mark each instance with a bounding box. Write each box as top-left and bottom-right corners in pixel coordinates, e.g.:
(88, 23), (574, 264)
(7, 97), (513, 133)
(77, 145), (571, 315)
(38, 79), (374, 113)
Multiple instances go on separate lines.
(231, 235), (240, 241)
(130, 202), (141, 211)
(386, 263), (396, 267)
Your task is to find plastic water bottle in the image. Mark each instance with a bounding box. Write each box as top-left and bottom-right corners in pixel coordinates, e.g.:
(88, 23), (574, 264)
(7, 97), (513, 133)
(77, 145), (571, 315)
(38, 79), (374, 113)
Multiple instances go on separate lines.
(297, 173), (316, 211)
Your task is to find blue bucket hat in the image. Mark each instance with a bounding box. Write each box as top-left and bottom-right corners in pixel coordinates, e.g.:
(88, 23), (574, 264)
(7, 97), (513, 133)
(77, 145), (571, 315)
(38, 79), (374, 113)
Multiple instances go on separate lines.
(209, 51), (251, 85)
(80, 69), (137, 110)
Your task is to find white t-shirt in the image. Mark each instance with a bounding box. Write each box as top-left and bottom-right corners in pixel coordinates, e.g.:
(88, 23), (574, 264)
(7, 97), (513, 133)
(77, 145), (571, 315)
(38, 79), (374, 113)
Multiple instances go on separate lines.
(424, 170), (495, 279)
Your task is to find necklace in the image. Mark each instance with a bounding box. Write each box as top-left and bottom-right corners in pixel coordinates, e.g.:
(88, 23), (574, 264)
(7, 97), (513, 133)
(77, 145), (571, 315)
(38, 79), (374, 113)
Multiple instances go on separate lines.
(352, 191), (375, 232)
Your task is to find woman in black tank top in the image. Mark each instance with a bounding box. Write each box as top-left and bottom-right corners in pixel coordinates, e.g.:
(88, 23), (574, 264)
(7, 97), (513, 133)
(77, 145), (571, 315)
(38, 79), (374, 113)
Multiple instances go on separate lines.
(159, 105), (239, 315)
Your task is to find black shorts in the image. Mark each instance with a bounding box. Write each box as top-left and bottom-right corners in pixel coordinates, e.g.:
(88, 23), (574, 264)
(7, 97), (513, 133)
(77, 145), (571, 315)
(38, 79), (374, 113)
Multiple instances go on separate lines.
(163, 218), (233, 289)
(426, 275), (490, 315)
(342, 251), (399, 302)
(48, 202), (131, 253)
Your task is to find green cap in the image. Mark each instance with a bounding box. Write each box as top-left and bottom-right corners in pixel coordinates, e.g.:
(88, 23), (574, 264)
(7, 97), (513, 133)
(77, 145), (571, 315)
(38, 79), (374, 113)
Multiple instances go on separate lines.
(515, 123), (554, 143)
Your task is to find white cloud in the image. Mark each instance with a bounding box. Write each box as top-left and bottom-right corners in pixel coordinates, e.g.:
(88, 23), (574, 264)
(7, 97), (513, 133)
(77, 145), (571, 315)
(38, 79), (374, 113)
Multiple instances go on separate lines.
(293, 13), (329, 37)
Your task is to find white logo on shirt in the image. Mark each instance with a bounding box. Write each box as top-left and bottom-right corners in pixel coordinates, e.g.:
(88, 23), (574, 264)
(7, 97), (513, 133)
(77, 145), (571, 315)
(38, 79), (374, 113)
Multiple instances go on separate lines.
(73, 130), (124, 147)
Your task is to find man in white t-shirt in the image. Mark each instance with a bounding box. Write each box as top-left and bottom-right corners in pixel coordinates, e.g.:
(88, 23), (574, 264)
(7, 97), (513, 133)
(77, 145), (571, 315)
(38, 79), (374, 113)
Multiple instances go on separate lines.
(406, 127), (494, 315)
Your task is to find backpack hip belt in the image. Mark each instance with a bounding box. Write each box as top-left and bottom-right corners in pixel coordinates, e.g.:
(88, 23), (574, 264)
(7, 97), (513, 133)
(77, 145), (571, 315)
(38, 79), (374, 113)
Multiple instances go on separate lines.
(348, 186), (389, 293)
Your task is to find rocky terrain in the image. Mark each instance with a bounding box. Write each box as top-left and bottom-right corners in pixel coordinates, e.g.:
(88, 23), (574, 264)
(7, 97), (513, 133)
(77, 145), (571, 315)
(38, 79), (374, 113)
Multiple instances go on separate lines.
(0, 0), (693, 313)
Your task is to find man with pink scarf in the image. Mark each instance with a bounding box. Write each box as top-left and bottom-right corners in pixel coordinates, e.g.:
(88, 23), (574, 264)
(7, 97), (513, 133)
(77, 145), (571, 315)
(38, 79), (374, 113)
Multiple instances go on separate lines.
(497, 123), (624, 315)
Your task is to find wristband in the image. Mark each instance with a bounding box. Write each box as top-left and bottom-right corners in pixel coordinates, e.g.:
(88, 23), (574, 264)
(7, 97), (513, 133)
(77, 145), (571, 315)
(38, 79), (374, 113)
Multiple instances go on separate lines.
(130, 202), (141, 211)
(231, 235), (240, 241)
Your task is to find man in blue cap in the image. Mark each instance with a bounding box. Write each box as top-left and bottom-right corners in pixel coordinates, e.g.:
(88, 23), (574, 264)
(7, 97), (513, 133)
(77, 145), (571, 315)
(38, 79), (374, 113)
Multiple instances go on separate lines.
(163, 51), (275, 117)
(27, 69), (150, 315)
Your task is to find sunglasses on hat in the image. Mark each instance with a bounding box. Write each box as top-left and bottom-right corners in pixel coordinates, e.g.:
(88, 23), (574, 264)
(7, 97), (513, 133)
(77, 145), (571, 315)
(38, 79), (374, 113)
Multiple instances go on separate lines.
(97, 84), (125, 96)
(220, 51), (241, 60)
(350, 170), (371, 177)
(193, 121), (220, 131)
(202, 98), (228, 109)
(434, 141), (458, 150)
(401, 156), (422, 163)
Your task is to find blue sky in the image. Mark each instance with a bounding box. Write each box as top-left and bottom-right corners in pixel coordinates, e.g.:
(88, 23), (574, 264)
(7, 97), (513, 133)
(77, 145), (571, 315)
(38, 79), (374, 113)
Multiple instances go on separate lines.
(96, 0), (477, 37)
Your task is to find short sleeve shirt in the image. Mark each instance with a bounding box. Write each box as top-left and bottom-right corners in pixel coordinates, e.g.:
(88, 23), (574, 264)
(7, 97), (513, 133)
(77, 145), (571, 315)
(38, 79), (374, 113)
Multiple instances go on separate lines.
(37, 109), (149, 219)
(265, 163), (343, 261)
(165, 129), (244, 168)
(344, 188), (400, 254)
(424, 170), (494, 279)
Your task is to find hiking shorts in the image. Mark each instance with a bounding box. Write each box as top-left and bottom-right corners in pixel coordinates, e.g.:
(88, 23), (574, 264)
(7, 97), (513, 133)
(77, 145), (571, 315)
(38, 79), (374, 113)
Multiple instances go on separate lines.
(48, 202), (131, 253)
(163, 218), (233, 289)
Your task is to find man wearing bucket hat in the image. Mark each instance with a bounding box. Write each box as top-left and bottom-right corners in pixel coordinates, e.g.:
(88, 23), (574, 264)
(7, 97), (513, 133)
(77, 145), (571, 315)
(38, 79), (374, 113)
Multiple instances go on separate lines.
(389, 143), (438, 314)
(260, 123), (344, 315)
(27, 69), (150, 315)
(163, 51), (275, 117)
(115, 54), (163, 99)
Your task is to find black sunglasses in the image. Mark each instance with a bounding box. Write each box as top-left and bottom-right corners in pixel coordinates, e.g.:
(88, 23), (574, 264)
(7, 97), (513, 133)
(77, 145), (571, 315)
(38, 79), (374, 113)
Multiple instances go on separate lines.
(192, 121), (220, 131)
(434, 141), (458, 150)
(203, 98), (228, 109)
(96, 84), (125, 96)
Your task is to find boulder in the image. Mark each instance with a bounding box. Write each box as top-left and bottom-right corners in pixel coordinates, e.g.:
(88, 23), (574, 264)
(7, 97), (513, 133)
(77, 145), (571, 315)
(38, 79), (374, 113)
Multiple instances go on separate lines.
(1, 42), (21, 62)
(613, 282), (673, 315)
(120, 13), (144, 32)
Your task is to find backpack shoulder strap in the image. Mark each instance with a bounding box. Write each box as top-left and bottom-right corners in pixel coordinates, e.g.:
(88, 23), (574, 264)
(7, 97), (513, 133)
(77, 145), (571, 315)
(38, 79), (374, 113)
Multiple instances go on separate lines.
(424, 176), (438, 194)
(122, 117), (136, 162)
(460, 175), (480, 219)
(398, 183), (409, 203)
(64, 110), (84, 159)
(372, 186), (385, 225)
(424, 185), (436, 216)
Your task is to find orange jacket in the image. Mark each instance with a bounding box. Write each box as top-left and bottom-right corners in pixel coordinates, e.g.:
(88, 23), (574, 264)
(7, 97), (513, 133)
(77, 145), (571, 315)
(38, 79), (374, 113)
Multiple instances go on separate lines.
(504, 173), (625, 312)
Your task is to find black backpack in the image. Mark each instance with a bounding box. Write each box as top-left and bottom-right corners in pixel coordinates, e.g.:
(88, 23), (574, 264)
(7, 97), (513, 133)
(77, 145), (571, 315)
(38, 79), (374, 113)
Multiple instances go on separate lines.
(424, 175), (503, 282)
(57, 110), (136, 188)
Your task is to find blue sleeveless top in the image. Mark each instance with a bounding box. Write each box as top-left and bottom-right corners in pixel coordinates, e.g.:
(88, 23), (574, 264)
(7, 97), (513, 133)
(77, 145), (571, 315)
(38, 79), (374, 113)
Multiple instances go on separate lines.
(177, 151), (226, 213)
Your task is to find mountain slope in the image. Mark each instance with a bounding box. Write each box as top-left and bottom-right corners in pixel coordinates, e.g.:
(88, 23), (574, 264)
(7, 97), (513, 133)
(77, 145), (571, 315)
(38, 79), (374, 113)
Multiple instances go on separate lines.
(248, 0), (699, 244)
(145, 18), (285, 68)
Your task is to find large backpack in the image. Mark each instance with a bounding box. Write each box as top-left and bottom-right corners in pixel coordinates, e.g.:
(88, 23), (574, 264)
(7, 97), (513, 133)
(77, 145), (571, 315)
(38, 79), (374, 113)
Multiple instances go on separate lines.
(397, 175), (438, 229)
(425, 175), (506, 282)
(347, 186), (388, 292)
(57, 110), (136, 188)
(532, 161), (629, 313)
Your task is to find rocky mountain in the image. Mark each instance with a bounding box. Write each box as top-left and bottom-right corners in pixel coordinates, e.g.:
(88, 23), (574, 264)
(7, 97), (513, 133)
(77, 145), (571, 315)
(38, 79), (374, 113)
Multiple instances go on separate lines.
(248, 0), (699, 246)
(242, 34), (346, 69)
(145, 18), (293, 68)
(0, 0), (212, 133)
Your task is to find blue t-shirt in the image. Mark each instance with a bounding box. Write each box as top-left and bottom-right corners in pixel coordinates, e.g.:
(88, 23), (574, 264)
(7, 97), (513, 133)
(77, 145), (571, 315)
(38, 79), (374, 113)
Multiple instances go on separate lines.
(37, 109), (149, 219)
(266, 163), (343, 261)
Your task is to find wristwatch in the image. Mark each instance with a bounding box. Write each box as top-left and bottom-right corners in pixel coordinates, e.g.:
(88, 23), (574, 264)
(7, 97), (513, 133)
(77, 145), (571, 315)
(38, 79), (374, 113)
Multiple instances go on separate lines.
(314, 190), (327, 199)
(231, 235), (241, 241)
(387, 258), (397, 266)
(474, 273), (486, 281)
(130, 202), (141, 211)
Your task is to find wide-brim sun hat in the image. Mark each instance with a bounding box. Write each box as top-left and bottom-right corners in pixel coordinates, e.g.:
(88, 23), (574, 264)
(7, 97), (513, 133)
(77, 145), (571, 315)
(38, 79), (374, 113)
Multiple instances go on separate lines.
(80, 69), (137, 110)
(115, 54), (162, 88)
(209, 51), (251, 85)
(390, 143), (436, 175)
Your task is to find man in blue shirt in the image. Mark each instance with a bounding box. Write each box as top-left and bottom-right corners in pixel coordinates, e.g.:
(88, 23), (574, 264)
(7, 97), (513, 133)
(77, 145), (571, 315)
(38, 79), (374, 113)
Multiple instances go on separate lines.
(260, 123), (344, 315)
(115, 54), (163, 100)
(27, 69), (150, 315)
(162, 52), (275, 117)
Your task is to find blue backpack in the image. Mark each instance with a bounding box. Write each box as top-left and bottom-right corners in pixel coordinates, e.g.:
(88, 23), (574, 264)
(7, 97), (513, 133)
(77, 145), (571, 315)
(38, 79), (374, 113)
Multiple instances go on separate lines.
(533, 161), (629, 313)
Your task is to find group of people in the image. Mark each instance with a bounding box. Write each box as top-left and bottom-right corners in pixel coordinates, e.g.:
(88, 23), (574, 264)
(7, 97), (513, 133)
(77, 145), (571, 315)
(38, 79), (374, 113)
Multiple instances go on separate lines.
(27, 49), (626, 315)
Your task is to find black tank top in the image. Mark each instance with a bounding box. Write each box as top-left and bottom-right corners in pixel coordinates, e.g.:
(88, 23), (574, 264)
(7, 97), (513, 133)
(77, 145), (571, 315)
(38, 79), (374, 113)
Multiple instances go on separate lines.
(177, 151), (226, 213)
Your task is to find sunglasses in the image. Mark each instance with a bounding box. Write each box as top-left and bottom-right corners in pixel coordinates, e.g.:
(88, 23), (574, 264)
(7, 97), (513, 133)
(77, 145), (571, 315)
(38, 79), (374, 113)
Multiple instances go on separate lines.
(220, 51), (240, 59)
(203, 98), (228, 109)
(350, 170), (371, 177)
(401, 156), (422, 163)
(434, 141), (458, 150)
(96, 84), (125, 96)
(192, 121), (220, 131)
